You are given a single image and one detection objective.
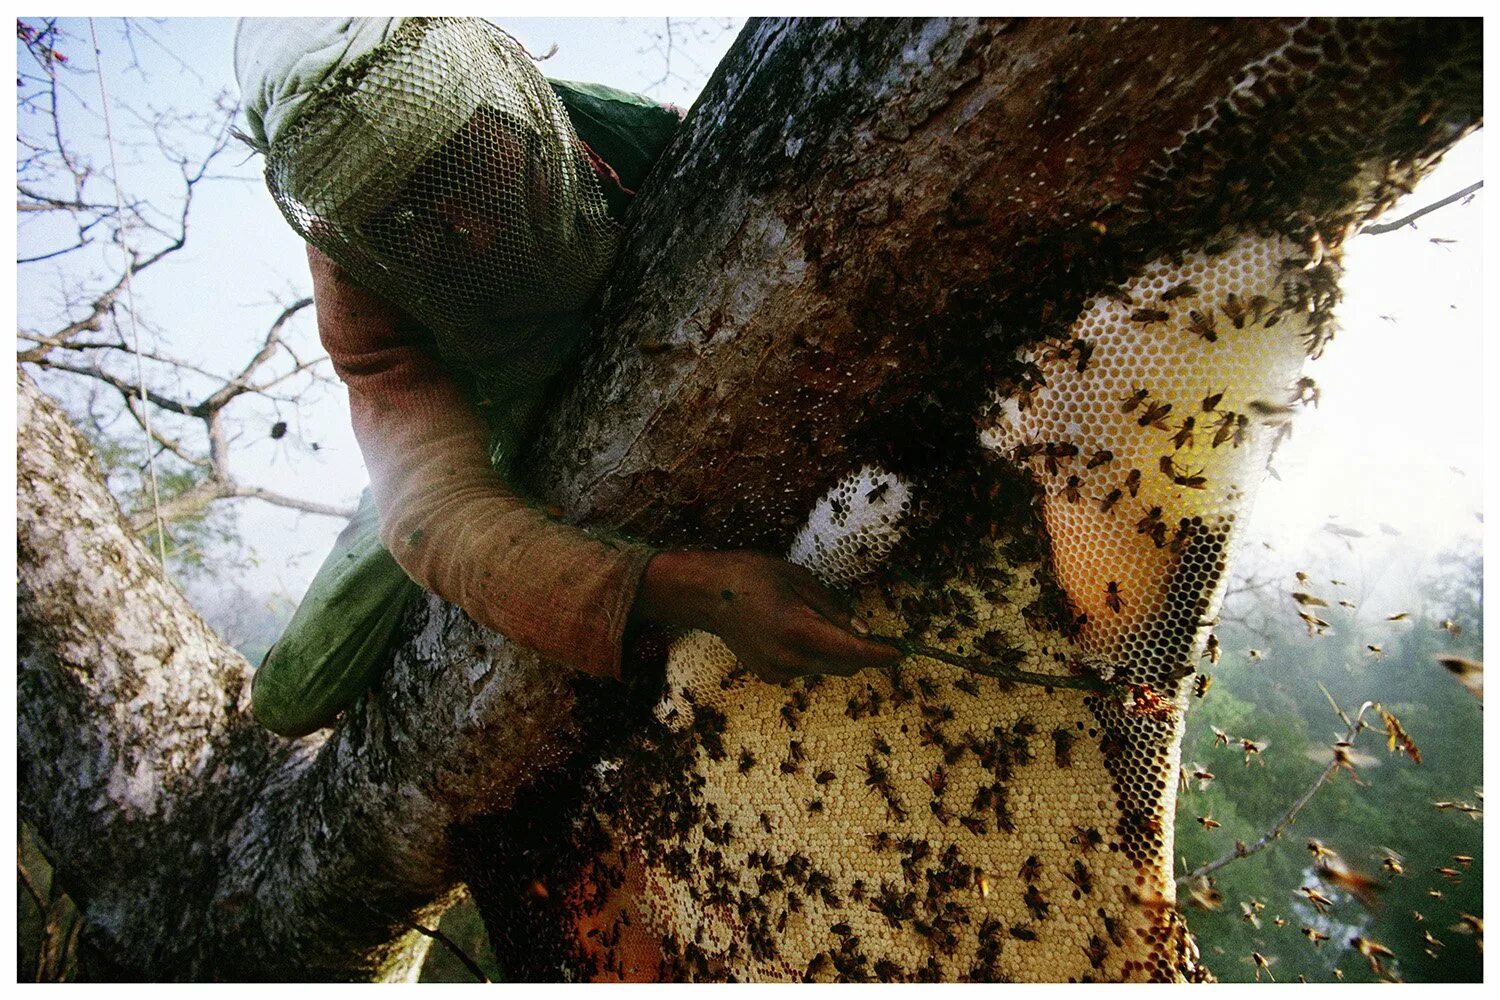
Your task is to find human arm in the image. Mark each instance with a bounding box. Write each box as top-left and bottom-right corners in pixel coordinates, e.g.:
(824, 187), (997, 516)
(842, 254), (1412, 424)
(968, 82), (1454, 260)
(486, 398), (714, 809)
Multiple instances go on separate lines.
(308, 247), (899, 682)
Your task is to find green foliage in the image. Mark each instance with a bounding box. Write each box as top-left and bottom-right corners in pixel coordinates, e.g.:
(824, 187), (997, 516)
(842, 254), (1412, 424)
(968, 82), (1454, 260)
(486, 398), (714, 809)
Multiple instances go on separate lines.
(1177, 547), (1483, 983)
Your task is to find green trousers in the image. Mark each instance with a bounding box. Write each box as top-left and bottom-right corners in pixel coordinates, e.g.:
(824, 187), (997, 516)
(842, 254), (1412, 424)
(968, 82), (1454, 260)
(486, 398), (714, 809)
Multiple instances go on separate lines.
(251, 81), (680, 737)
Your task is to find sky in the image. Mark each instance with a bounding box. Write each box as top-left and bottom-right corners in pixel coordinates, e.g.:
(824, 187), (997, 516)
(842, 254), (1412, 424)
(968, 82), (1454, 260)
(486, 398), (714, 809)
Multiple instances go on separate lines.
(13, 16), (1486, 616)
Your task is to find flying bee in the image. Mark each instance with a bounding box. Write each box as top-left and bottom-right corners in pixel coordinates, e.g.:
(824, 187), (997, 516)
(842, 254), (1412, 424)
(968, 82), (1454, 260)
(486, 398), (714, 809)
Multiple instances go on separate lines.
(1124, 468), (1142, 497)
(1172, 416), (1196, 450)
(1339, 600), (1357, 609)
(1086, 449), (1114, 469)
(1366, 644), (1384, 657)
(1212, 725), (1231, 746)
(1248, 398), (1297, 422)
(1194, 673), (1213, 698)
(1162, 280), (1199, 302)
(1138, 400), (1173, 429)
(1435, 655), (1482, 700)
(1299, 885), (1335, 914)
(1105, 581), (1125, 614)
(1098, 487), (1123, 514)
(1187, 307), (1218, 342)
(1197, 814), (1222, 831)
(1131, 307), (1170, 323)
(1379, 849), (1405, 878)
(1062, 475), (1083, 503)
(1387, 612), (1412, 622)
(1247, 648), (1264, 662)
(1239, 737), (1267, 766)
(1185, 879), (1223, 911)
(1351, 936), (1396, 977)
(1250, 952), (1274, 982)
(1302, 927), (1330, 948)
(1120, 387), (1149, 413)
(1440, 618), (1463, 635)
(1291, 591), (1328, 607)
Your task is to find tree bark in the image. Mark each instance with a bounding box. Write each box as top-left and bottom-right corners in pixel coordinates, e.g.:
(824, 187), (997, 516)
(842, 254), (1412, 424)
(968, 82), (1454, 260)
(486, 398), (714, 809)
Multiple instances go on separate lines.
(16, 15), (1480, 982)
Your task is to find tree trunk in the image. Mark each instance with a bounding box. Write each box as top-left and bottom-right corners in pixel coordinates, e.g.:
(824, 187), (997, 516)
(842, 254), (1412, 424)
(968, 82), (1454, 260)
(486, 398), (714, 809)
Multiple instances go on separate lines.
(16, 15), (1480, 982)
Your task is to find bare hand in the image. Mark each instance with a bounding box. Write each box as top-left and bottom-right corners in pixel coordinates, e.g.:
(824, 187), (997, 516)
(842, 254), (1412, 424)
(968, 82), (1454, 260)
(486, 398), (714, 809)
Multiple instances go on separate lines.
(633, 550), (902, 683)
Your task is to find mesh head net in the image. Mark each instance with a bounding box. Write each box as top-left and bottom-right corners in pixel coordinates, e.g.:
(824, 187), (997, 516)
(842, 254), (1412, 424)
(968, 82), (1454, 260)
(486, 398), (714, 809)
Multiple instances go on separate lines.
(263, 17), (619, 407)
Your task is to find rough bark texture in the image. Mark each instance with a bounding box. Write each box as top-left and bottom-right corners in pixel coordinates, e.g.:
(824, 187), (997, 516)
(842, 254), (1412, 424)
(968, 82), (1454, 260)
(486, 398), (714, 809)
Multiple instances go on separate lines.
(16, 15), (1480, 982)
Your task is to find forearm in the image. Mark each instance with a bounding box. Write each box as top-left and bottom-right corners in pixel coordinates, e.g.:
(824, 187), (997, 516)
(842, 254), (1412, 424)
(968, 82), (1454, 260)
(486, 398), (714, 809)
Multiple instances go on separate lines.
(310, 247), (654, 679)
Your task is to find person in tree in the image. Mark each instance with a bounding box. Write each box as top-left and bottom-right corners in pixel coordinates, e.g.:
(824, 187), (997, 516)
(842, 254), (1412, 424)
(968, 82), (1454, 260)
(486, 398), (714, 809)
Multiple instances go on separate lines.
(235, 17), (898, 737)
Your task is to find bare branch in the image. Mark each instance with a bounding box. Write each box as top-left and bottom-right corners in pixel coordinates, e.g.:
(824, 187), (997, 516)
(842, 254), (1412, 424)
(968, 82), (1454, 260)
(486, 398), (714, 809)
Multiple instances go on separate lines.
(1361, 179), (1483, 235)
(1176, 702), (1373, 884)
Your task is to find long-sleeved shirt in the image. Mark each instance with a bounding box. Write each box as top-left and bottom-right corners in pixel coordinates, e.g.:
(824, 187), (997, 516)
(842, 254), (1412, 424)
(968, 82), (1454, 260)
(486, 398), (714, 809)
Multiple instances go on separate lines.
(308, 246), (655, 680)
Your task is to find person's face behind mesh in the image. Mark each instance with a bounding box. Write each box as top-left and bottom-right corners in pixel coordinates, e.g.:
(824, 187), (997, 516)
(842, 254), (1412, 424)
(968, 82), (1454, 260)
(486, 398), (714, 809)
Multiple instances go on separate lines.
(363, 108), (555, 325)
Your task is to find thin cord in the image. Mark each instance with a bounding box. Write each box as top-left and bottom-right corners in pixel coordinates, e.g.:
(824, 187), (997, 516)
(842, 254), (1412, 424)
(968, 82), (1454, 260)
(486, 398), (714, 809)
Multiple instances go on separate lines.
(89, 17), (168, 566)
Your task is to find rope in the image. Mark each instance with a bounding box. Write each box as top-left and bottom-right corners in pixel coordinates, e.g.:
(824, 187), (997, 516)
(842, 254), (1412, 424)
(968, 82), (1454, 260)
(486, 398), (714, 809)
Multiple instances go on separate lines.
(89, 18), (168, 566)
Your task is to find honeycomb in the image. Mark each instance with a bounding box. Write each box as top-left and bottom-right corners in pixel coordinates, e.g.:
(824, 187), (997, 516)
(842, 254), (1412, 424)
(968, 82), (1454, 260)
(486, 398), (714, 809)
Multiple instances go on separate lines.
(516, 233), (1330, 981)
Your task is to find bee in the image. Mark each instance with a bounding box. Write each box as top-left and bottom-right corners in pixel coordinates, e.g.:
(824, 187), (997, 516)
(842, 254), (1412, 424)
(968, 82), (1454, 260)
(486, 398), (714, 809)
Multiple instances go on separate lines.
(1197, 814), (1221, 830)
(1299, 885), (1335, 913)
(1138, 400), (1173, 429)
(1387, 612), (1412, 622)
(807, 798), (824, 814)
(1024, 884), (1051, 920)
(1185, 879), (1223, 910)
(760, 812), (773, 833)
(1436, 655), (1483, 700)
(1098, 487), (1123, 513)
(1351, 936), (1397, 977)
(1171, 416), (1196, 450)
(1223, 293), (1253, 329)
(1440, 618), (1463, 635)
(1086, 449), (1114, 469)
(1009, 926), (1037, 942)
(1240, 737), (1267, 766)
(1453, 854), (1473, 868)
(1062, 475), (1083, 503)
(1248, 398), (1297, 422)
(1052, 727), (1077, 767)
(1174, 466), (1208, 489)
(1436, 866), (1464, 883)
(1073, 338), (1095, 372)
(1290, 591), (1328, 607)
(1212, 725), (1231, 746)
(1066, 860), (1094, 895)
(1189, 765), (1216, 790)
(1298, 611), (1331, 636)
(1366, 643), (1384, 657)
(1158, 454), (1178, 478)
(1105, 581), (1125, 614)
(1124, 468), (1142, 497)
(1202, 633), (1221, 664)
(1250, 952), (1274, 982)
(1187, 307), (1218, 342)
(1135, 505), (1164, 535)
(1119, 387), (1149, 413)
(954, 676), (979, 696)
(1020, 855), (1042, 882)
(1162, 281), (1199, 302)
(923, 765), (947, 796)
(1201, 388), (1226, 412)
(866, 481), (891, 503)
(1071, 826), (1104, 852)
(1193, 673), (1213, 698)
(1339, 599), (1357, 609)
(738, 748), (756, 773)
(959, 816), (987, 836)
(1301, 927), (1330, 948)
(1131, 307), (1170, 323)
(815, 769), (836, 785)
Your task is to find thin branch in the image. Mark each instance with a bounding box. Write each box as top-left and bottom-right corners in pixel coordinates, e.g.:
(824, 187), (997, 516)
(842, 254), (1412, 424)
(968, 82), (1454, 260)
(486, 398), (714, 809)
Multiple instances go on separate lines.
(866, 633), (1120, 695)
(1361, 179), (1483, 235)
(404, 920), (491, 983)
(1177, 701), (1372, 884)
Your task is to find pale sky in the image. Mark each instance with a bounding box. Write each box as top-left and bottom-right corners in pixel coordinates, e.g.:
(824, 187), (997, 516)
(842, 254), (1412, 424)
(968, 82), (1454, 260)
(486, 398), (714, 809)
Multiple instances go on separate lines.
(14, 17), (1486, 612)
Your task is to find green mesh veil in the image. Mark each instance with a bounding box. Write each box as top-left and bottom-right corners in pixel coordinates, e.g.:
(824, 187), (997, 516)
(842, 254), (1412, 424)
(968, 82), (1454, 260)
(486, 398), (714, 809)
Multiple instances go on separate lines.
(260, 17), (622, 462)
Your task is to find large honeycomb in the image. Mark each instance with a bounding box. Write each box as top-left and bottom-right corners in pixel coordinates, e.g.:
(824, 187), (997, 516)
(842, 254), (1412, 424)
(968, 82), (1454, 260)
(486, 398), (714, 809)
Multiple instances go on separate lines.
(485, 233), (1332, 981)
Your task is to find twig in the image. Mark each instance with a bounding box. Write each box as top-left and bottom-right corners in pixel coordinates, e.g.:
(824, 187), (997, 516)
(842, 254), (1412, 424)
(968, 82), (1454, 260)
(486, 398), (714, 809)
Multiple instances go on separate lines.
(404, 919), (491, 983)
(1361, 180), (1482, 235)
(1177, 701), (1372, 884)
(864, 632), (1120, 695)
